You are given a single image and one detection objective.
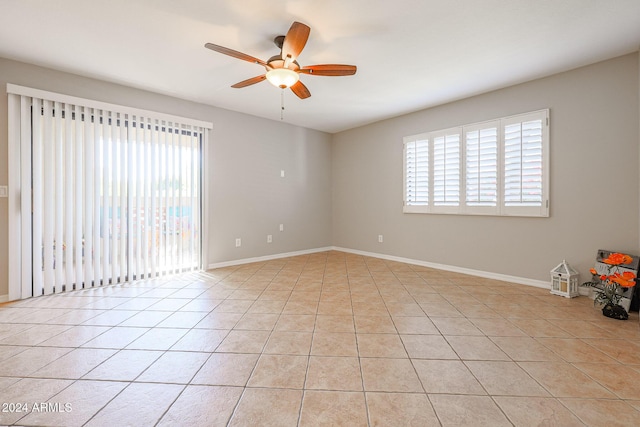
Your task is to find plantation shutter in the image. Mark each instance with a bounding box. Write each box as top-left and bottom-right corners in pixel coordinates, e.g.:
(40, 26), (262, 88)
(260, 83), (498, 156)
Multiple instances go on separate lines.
(432, 130), (460, 210)
(402, 109), (548, 218)
(503, 110), (548, 216)
(465, 122), (498, 212)
(403, 135), (429, 211)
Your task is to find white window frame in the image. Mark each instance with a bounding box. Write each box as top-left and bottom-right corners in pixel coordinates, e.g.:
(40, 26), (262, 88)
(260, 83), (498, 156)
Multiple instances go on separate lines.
(403, 109), (549, 217)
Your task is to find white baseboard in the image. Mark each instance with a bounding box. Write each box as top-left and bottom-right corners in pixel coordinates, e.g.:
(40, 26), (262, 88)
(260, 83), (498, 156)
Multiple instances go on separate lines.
(207, 245), (548, 290)
(0, 294), (9, 303)
(332, 246), (549, 289)
(207, 246), (334, 270)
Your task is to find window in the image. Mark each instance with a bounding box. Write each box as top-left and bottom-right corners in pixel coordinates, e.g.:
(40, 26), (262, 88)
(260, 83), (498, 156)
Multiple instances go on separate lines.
(403, 109), (549, 217)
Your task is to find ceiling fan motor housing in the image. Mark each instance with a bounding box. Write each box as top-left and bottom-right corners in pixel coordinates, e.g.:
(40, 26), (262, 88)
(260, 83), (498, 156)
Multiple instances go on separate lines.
(267, 56), (300, 71)
(274, 35), (285, 49)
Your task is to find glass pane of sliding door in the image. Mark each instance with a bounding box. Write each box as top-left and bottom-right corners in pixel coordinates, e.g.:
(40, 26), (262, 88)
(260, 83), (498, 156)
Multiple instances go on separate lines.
(28, 99), (202, 296)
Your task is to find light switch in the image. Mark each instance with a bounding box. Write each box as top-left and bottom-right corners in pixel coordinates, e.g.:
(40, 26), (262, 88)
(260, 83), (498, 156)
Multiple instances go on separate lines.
(0, 185), (7, 198)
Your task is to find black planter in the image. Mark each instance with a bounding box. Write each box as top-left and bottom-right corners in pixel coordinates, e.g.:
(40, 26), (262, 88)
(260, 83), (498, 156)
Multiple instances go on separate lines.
(602, 303), (628, 320)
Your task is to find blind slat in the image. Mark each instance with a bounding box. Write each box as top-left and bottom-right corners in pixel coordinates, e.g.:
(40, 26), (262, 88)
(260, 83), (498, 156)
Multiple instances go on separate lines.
(64, 103), (75, 289)
(74, 106), (84, 288)
(43, 101), (55, 295)
(103, 111), (112, 284)
(32, 98), (44, 296)
(19, 97), (33, 298)
(94, 111), (103, 285)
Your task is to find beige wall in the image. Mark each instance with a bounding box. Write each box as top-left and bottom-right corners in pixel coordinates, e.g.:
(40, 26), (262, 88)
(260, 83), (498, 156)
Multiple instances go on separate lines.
(0, 58), (333, 298)
(1, 53), (639, 298)
(332, 53), (640, 281)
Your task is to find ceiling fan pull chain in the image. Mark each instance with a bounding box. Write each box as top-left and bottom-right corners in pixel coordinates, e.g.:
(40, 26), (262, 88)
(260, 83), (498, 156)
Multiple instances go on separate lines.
(281, 89), (285, 121)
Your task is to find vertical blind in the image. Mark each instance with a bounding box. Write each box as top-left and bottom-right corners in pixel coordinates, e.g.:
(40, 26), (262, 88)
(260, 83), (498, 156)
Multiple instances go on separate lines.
(8, 86), (210, 297)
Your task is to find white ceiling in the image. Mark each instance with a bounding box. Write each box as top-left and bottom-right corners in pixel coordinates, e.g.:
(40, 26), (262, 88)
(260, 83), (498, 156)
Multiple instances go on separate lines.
(1, 0), (639, 133)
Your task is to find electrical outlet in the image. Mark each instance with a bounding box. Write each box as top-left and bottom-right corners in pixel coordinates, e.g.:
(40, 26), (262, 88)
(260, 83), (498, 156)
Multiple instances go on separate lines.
(267, 235), (272, 243)
(280, 170), (285, 178)
(235, 238), (241, 247)
(378, 235), (383, 243)
(279, 224), (284, 232)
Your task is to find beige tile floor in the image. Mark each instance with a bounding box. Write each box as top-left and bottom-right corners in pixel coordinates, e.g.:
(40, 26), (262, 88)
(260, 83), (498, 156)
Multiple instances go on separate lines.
(1, 250), (639, 426)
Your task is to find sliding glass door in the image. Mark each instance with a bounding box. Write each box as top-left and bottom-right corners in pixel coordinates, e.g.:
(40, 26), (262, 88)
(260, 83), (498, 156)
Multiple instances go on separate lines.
(8, 86), (210, 298)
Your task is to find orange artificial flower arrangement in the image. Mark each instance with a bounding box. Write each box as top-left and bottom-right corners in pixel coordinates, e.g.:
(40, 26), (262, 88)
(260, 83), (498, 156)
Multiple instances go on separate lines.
(584, 252), (636, 309)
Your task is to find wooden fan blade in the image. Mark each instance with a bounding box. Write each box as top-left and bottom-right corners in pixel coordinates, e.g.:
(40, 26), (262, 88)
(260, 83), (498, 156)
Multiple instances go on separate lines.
(231, 75), (267, 88)
(290, 80), (311, 99)
(299, 64), (357, 76)
(281, 22), (310, 63)
(205, 43), (267, 66)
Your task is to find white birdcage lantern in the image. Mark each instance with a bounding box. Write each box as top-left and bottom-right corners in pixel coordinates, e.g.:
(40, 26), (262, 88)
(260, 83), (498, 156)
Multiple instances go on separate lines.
(550, 260), (580, 298)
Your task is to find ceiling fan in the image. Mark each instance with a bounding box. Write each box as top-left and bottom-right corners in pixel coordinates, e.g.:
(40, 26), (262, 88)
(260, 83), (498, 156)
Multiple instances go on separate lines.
(204, 21), (357, 99)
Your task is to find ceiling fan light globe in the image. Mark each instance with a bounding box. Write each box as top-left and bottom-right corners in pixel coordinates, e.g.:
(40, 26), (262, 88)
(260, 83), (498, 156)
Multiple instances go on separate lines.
(266, 68), (299, 88)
